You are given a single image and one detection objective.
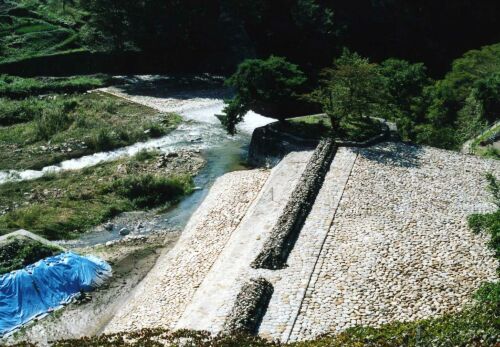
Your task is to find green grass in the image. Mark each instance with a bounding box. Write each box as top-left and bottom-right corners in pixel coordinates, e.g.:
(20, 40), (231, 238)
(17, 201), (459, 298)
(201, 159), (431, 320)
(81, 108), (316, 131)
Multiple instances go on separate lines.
(470, 122), (500, 159)
(272, 114), (383, 141)
(0, 74), (107, 98)
(0, 235), (61, 274)
(0, 96), (47, 125)
(0, 92), (182, 170)
(0, 1), (86, 63)
(0, 154), (194, 240)
(29, 301), (497, 346)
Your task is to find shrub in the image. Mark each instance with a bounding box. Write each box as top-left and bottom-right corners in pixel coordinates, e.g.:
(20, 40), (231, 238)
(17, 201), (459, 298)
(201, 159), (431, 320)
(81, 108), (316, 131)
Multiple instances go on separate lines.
(109, 174), (193, 208)
(0, 97), (43, 125)
(0, 238), (61, 275)
(221, 56), (312, 134)
(145, 123), (167, 138)
(33, 107), (73, 140)
(474, 282), (500, 305)
(414, 124), (460, 149)
(133, 149), (160, 162)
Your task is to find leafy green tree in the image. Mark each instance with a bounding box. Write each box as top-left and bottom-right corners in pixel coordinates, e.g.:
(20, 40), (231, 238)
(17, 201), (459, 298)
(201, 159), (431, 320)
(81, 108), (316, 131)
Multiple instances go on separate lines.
(378, 58), (431, 139)
(474, 73), (500, 124)
(426, 43), (500, 126)
(221, 56), (311, 134)
(312, 50), (385, 132)
(79, 0), (140, 51)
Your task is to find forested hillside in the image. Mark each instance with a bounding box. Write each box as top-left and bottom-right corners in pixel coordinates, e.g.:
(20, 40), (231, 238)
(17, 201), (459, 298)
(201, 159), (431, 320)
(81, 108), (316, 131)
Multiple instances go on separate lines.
(2, 0), (500, 75)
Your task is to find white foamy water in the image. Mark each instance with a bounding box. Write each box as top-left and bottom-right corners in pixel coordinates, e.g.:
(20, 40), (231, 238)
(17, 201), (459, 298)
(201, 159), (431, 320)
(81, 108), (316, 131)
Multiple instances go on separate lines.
(0, 100), (273, 185)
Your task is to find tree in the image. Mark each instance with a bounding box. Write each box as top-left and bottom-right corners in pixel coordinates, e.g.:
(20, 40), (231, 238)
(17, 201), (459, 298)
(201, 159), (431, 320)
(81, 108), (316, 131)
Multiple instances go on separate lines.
(79, 0), (140, 51)
(220, 56), (313, 134)
(311, 50), (385, 132)
(426, 43), (500, 126)
(474, 73), (500, 124)
(378, 58), (431, 139)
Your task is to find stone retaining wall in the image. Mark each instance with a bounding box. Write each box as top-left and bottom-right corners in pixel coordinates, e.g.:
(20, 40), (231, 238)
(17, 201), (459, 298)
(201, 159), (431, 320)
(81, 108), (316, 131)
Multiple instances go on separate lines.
(223, 278), (274, 335)
(251, 138), (337, 269)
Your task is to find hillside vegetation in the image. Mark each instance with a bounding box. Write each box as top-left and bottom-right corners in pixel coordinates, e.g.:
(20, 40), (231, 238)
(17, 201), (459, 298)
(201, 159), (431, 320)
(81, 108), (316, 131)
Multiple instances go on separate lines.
(0, 0), (86, 63)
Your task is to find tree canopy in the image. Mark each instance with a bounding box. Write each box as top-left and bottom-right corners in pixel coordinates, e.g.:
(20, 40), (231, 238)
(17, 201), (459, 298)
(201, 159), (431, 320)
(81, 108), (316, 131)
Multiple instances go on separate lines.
(221, 56), (312, 134)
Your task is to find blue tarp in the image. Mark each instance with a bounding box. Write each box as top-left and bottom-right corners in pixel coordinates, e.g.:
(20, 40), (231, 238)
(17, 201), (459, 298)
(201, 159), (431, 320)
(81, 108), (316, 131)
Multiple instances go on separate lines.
(0, 251), (111, 336)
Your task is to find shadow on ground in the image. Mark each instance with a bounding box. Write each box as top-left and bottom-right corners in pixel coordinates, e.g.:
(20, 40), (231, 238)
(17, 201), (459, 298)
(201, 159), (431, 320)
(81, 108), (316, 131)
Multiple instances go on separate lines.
(358, 142), (424, 168)
(112, 74), (231, 100)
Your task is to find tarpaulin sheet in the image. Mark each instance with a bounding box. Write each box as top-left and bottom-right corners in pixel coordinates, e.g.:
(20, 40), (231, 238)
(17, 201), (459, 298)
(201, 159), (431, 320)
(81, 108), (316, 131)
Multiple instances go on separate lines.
(0, 251), (111, 336)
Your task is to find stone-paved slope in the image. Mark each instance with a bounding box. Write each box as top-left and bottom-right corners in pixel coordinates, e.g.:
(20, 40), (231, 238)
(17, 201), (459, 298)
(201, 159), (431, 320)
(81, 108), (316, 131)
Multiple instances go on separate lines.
(104, 169), (269, 333)
(175, 151), (312, 333)
(289, 142), (498, 341)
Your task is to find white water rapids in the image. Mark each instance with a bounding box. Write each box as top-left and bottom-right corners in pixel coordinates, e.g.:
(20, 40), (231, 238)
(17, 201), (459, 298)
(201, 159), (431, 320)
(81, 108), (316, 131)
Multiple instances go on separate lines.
(0, 100), (272, 185)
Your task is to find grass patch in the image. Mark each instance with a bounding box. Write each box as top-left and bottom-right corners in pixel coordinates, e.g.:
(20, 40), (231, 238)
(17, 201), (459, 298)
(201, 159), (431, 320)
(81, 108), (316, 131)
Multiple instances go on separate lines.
(292, 304), (498, 347)
(272, 114), (383, 142)
(109, 174), (193, 209)
(0, 1), (86, 63)
(0, 96), (46, 125)
(0, 235), (61, 274)
(470, 122), (500, 159)
(0, 92), (182, 170)
(0, 74), (107, 98)
(0, 154), (194, 240)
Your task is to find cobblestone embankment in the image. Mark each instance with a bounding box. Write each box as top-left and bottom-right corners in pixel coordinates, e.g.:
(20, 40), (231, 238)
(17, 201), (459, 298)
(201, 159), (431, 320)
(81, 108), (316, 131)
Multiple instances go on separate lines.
(104, 169), (269, 333)
(105, 141), (498, 341)
(289, 142), (499, 340)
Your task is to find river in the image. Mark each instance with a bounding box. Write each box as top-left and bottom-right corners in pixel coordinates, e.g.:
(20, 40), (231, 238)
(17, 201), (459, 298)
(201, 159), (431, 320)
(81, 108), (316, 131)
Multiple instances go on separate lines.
(0, 77), (273, 247)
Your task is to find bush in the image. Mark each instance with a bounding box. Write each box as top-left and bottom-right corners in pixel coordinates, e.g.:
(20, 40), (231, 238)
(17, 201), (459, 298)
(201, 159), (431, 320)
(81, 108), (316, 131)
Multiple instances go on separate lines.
(133, 149), (160, 162)
(0, 97), (44, 125)
(33, 106), (73, 140)
(88, 128), (119, 151)
(145, 123), (167, 138)
(474, 282), (500, 305)
(0, 237), (61, 274)
(221, 56), (312, 134)
(414, 124), (461, 150)
(110, 174), (193, 209)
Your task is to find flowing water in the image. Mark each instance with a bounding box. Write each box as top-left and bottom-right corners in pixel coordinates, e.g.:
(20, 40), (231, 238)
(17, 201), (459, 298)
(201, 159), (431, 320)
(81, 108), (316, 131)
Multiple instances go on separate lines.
(0, 85), (273, 247)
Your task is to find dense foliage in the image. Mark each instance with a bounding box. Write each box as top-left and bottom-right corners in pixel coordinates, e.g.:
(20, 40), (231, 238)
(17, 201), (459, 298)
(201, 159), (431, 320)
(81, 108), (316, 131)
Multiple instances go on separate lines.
(257, 43), (498, 151)
(0, 237), (61, 274)
(221, 56), (312, 134)
(310, 50), (385, 132)
(1, 1), (500, 76)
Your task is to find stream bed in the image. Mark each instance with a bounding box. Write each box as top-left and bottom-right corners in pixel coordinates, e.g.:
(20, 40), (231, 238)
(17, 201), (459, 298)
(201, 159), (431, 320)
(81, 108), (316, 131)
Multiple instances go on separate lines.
(0, 86), (273, 248)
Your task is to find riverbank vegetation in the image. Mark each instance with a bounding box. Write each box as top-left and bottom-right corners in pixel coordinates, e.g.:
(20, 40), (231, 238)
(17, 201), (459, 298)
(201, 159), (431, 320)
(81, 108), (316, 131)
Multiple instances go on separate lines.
(222, 44), (499, 157)
(0, 90), (181, 170)
(0, 151), (195, 240)
(0, 235), (61, 274)
(0, 74), (107, 98)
